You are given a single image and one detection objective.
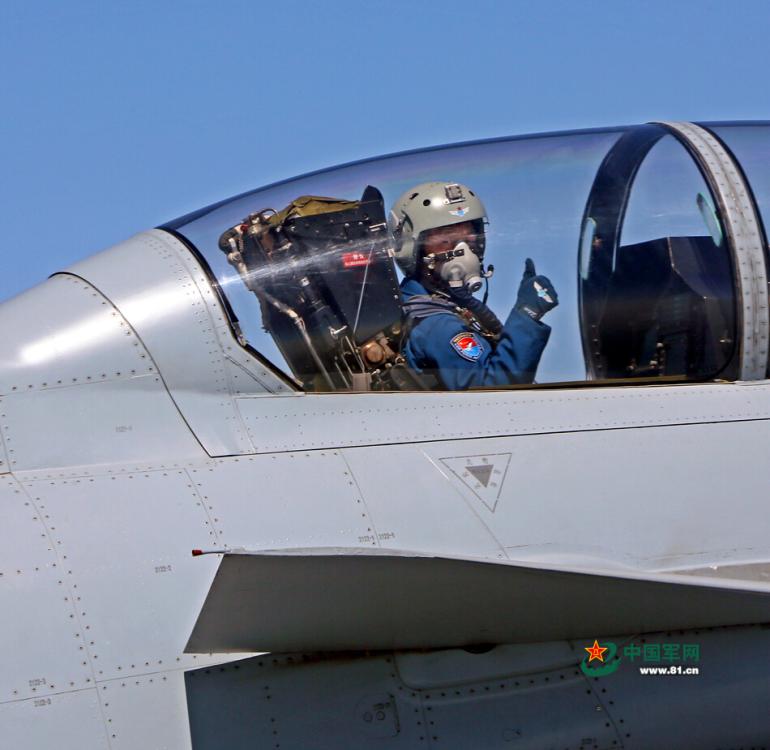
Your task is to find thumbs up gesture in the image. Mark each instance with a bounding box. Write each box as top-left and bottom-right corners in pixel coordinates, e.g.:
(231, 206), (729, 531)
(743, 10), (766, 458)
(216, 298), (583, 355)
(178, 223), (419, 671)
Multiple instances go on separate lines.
(515, 258), (558, 321)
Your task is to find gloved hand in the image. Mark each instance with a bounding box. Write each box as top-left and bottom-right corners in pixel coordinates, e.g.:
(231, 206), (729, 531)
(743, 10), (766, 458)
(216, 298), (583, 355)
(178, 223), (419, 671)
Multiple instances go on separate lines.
(515, 258), (558, 321)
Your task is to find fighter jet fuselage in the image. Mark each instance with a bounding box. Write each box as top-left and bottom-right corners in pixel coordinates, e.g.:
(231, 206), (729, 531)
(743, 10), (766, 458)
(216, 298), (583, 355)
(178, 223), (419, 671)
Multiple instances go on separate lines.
(2, 121), (769, 749)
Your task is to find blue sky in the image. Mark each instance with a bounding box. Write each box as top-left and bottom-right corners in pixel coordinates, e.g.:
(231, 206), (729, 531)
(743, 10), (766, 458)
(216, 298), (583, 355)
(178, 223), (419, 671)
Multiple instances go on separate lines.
(1, 0), (769, 301)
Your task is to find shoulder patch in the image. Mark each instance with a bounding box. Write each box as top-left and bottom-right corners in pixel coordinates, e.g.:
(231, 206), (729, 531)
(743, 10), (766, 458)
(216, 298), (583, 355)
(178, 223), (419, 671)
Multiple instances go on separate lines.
(450, 332), (483, 362)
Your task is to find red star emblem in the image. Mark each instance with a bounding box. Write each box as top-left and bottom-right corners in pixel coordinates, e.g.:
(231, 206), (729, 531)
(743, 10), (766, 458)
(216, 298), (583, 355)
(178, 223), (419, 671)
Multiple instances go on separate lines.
(584, 640), (608, 663)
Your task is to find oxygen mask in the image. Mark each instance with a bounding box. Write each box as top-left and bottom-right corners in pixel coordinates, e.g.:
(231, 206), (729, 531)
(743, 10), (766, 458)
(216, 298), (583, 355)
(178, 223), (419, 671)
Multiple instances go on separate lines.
(430, 241), (493, 294)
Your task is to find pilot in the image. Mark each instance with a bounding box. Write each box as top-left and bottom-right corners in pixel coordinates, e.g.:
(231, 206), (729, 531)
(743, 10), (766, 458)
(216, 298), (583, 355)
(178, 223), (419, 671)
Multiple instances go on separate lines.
(388, 181), (558, 389)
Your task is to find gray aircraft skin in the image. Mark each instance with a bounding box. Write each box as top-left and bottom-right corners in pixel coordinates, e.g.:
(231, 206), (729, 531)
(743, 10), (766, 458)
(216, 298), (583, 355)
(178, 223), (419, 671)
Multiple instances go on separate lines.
(1, 121), (770, 749)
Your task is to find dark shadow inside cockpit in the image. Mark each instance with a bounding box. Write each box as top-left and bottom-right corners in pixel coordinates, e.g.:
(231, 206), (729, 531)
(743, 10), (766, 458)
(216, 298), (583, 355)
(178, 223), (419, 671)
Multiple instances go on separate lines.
(590, 235), (734, 379)
(579, 125), (738, 382)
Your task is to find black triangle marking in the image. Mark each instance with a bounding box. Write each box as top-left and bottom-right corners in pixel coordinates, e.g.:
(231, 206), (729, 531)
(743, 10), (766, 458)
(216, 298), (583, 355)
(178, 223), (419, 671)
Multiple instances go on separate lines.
(466, 464), (493, 487)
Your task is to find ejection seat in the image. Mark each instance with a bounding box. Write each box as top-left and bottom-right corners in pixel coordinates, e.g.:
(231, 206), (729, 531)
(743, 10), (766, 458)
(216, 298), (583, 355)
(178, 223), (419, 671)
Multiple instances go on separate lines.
(218, 186), (408, 391)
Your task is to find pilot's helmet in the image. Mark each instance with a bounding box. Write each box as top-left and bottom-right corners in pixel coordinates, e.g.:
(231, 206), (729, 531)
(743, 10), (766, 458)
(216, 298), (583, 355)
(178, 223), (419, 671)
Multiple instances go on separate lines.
(388, 182), (487, 276)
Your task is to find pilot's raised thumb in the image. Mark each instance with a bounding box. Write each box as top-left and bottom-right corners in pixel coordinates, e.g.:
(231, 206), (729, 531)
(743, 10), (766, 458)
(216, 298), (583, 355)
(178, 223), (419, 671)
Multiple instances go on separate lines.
(522, 257), (536, 280)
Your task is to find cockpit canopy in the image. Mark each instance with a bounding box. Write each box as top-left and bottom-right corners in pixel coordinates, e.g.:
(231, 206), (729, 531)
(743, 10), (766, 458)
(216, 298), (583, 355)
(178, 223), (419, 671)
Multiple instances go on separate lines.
(164, 122), (770, 391)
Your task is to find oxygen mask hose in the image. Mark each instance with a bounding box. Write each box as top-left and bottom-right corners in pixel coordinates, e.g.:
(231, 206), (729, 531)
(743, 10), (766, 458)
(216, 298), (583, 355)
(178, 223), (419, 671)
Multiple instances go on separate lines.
(450, 284), (503, 337)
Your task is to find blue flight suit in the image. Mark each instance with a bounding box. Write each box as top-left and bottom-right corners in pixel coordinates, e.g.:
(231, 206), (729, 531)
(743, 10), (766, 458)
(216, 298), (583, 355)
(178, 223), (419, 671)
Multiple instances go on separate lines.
(401, 278), (550, 390)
